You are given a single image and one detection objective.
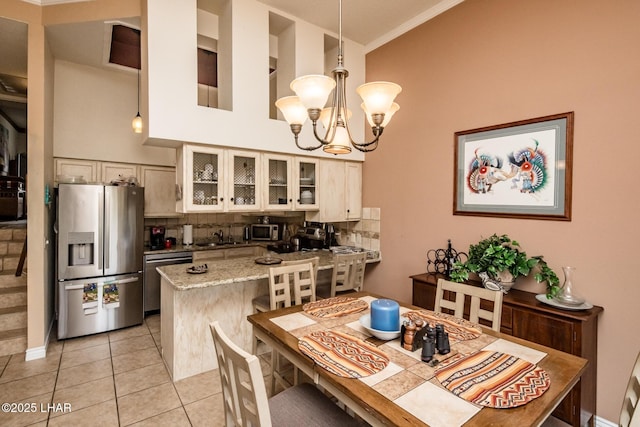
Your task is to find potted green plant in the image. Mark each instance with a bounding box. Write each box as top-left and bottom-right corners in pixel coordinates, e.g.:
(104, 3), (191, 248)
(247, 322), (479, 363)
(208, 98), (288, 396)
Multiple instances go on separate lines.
(449, 234), (560, 297)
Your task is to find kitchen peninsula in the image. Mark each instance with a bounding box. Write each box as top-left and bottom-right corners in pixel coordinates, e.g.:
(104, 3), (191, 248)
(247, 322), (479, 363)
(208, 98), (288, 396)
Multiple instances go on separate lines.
(157, 250), (378, 381)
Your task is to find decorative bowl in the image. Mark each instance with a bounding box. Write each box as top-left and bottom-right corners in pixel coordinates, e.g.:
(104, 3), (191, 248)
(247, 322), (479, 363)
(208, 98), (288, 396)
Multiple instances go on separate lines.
(359, 314), (404, 340)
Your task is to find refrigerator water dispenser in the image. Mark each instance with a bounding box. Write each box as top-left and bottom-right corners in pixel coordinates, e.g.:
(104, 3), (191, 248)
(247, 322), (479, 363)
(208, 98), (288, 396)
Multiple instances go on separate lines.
(67, 232), (94, 266)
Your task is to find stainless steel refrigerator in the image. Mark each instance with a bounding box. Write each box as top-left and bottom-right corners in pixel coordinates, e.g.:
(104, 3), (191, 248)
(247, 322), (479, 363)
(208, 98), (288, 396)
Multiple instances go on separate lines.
(56, 184), (144, 339)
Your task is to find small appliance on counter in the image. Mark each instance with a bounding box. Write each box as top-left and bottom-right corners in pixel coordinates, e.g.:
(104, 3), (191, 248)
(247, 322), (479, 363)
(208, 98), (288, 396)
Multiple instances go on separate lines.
(296, 224), (326, 250)
(296, 222), (339, 250)
(250, 223), (279, 241)
(149, 226), (166, 250)
(183, 224), (193, 246)
(267, 241), (294, 254)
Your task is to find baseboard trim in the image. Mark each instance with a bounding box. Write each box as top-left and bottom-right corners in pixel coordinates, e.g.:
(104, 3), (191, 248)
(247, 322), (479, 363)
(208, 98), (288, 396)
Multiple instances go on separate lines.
(25, 318), (54, 361)
(595, 415), (617, 427)
(25, 345), (45, 361)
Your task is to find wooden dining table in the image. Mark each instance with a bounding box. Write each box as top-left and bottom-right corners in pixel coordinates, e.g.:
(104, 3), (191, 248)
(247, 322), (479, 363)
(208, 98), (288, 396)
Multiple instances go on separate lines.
(247, 292), (588, 427)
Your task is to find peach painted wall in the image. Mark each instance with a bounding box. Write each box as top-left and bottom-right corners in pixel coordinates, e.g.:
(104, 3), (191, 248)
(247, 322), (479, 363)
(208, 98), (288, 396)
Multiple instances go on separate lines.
(364, 0), (640, 423)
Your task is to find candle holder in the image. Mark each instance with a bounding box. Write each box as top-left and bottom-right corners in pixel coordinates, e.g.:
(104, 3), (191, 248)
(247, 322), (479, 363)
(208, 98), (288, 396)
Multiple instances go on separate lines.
(370, 299), (400, 332)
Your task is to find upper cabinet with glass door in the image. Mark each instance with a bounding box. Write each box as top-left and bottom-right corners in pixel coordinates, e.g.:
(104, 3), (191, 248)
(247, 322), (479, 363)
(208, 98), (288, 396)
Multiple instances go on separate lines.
(264, 154), (293, 211)
(177, 145), (225, 212)
(227, 150), (261, 211)
(294, 158), (319, 210)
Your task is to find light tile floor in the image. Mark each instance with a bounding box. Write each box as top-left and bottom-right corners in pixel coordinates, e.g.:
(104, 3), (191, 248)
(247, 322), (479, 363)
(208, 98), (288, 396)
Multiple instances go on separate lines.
(0, 315), (570, 427)
(0, 315), (278, 427)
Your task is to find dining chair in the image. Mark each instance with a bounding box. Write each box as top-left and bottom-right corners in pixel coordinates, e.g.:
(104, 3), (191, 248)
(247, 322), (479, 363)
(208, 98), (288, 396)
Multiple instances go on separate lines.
(252, 258), (319, 317)
(434, 278), (504, 332)
(210, 321), (361, 427)
(252, 263), (317, 394)
(282, 257), (319, 305)
(317, 252), (367, 299)
(620, 350), (640, 427)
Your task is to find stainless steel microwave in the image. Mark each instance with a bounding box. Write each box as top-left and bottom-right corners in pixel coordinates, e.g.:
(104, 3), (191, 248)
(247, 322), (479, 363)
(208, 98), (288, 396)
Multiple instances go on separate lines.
(251, 224), (279, 241)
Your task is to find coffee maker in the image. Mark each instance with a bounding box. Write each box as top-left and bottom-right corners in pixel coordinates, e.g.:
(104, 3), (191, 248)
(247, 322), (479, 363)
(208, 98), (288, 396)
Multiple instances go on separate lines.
(149, 226), (166, 250)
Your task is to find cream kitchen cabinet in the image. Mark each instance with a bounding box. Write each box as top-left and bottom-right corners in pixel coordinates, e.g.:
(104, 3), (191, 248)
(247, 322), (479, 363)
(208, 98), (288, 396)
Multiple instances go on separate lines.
(139, 165), (181, 217)
(227, 150), (262, 212)
(55, 158), (100, 184)
(101, 162), (139, 184)
(294, 158), (319, 211)
(306, 159), (362, 222)
(176, 145), (225, 212)
(177, 145), (262, 213)
(263, 155), (319, 211)
(263, 153), (293, 211)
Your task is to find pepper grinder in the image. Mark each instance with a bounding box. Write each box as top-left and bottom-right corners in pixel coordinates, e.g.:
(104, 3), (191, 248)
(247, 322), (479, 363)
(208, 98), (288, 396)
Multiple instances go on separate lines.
(403, 321), (417, 351)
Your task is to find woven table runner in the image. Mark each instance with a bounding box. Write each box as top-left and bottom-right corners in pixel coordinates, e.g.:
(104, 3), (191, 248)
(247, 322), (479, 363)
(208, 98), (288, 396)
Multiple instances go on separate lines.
(298, 330), (389, 378)
(405, 310), (482, 344)
(302, 296), (368, 318)
(435, 350), (551, 408)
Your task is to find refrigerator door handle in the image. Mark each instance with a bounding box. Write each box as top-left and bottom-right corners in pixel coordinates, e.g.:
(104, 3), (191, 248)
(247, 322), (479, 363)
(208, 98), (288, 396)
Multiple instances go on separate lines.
(64, 283), (88, 291)
(104, 189), (110, 270)
(112, 277), (138, 285)
(98, 188), (104, 270)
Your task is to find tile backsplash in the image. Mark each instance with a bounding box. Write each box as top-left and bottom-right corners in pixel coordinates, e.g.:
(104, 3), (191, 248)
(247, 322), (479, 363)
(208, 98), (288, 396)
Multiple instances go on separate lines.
(144, 212), (305, 245)
(144, 207), (381, 256)
(334, 207), (381, 253)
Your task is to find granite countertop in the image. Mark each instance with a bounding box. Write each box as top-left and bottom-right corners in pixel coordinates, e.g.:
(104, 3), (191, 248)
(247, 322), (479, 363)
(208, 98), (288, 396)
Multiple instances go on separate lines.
(157, 250), (338, 291)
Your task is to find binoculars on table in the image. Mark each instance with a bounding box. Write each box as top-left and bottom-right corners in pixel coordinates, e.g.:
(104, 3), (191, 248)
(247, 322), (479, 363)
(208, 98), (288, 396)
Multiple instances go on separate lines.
(421, 324), (450, 363)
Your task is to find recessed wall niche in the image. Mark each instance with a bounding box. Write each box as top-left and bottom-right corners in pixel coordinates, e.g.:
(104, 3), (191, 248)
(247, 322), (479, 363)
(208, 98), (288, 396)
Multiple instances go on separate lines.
(269, 12), (295, 120)
(197, 0), (231, 111)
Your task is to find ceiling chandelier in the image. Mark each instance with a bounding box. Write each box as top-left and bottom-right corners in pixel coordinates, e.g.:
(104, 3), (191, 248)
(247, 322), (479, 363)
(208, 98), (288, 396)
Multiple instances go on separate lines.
(275, 0), (401, 154)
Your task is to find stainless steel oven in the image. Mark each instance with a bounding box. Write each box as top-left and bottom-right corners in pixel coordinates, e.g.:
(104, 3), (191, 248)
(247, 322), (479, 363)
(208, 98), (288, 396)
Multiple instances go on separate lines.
(143, 251), (192, 314)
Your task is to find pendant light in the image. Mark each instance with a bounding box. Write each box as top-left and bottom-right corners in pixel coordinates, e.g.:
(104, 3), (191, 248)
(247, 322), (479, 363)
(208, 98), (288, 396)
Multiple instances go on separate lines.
(275, 0), (401, 154)
(132, 69), (143, 133)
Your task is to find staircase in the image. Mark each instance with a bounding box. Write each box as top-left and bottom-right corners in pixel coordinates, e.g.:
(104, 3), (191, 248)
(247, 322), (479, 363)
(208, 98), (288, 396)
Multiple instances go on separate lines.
(0, 225), (27, 357)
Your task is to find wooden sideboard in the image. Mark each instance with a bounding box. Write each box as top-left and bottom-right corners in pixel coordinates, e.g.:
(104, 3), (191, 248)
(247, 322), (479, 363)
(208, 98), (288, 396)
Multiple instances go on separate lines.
(411, 273), (603, 427)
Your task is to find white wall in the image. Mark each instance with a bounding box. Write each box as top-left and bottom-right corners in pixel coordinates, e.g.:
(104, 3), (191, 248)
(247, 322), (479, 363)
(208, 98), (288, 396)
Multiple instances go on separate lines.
(144, 0), (366, 160)
(52, 60), (175, 166)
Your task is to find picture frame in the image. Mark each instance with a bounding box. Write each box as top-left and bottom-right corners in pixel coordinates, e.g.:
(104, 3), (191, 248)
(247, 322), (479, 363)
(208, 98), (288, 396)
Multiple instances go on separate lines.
(454, 112), (573, 221)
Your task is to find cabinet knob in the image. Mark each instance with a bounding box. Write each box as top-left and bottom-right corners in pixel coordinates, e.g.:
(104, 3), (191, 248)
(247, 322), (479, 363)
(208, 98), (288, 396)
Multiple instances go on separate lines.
(230, 197), (234, 202)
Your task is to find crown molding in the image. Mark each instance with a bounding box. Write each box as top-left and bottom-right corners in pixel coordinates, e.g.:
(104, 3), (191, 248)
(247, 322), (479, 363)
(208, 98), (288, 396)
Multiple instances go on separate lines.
(364, 0), (465, 53)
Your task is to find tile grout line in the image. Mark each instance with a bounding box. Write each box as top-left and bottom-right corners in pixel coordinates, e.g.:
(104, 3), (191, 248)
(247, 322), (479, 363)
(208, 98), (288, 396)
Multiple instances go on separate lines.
(108, 333), (122, 427)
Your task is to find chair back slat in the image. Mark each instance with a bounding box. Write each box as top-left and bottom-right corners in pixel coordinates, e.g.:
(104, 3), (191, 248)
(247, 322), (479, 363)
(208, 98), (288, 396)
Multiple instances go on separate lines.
(270, 262), (317, 307)
(210, 321), (272, 427)
(330, 252), (368, 297)
(283, 257), (319, 305)
(268, 265), (293, 311)
(621, 351), (640, 427)
(434, 278), (503, 332)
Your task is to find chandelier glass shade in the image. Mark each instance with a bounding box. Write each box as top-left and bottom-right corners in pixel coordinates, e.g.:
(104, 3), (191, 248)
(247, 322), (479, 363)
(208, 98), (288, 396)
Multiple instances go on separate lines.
(275, 0), (401, 154)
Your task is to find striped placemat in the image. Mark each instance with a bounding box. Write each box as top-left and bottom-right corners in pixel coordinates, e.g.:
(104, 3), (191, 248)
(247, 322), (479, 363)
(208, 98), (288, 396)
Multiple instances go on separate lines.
(435, 350), (551, 408)
(298, 330), (389, 378)
(405, 310), (482, 343)
(303, 296), (368, 318)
